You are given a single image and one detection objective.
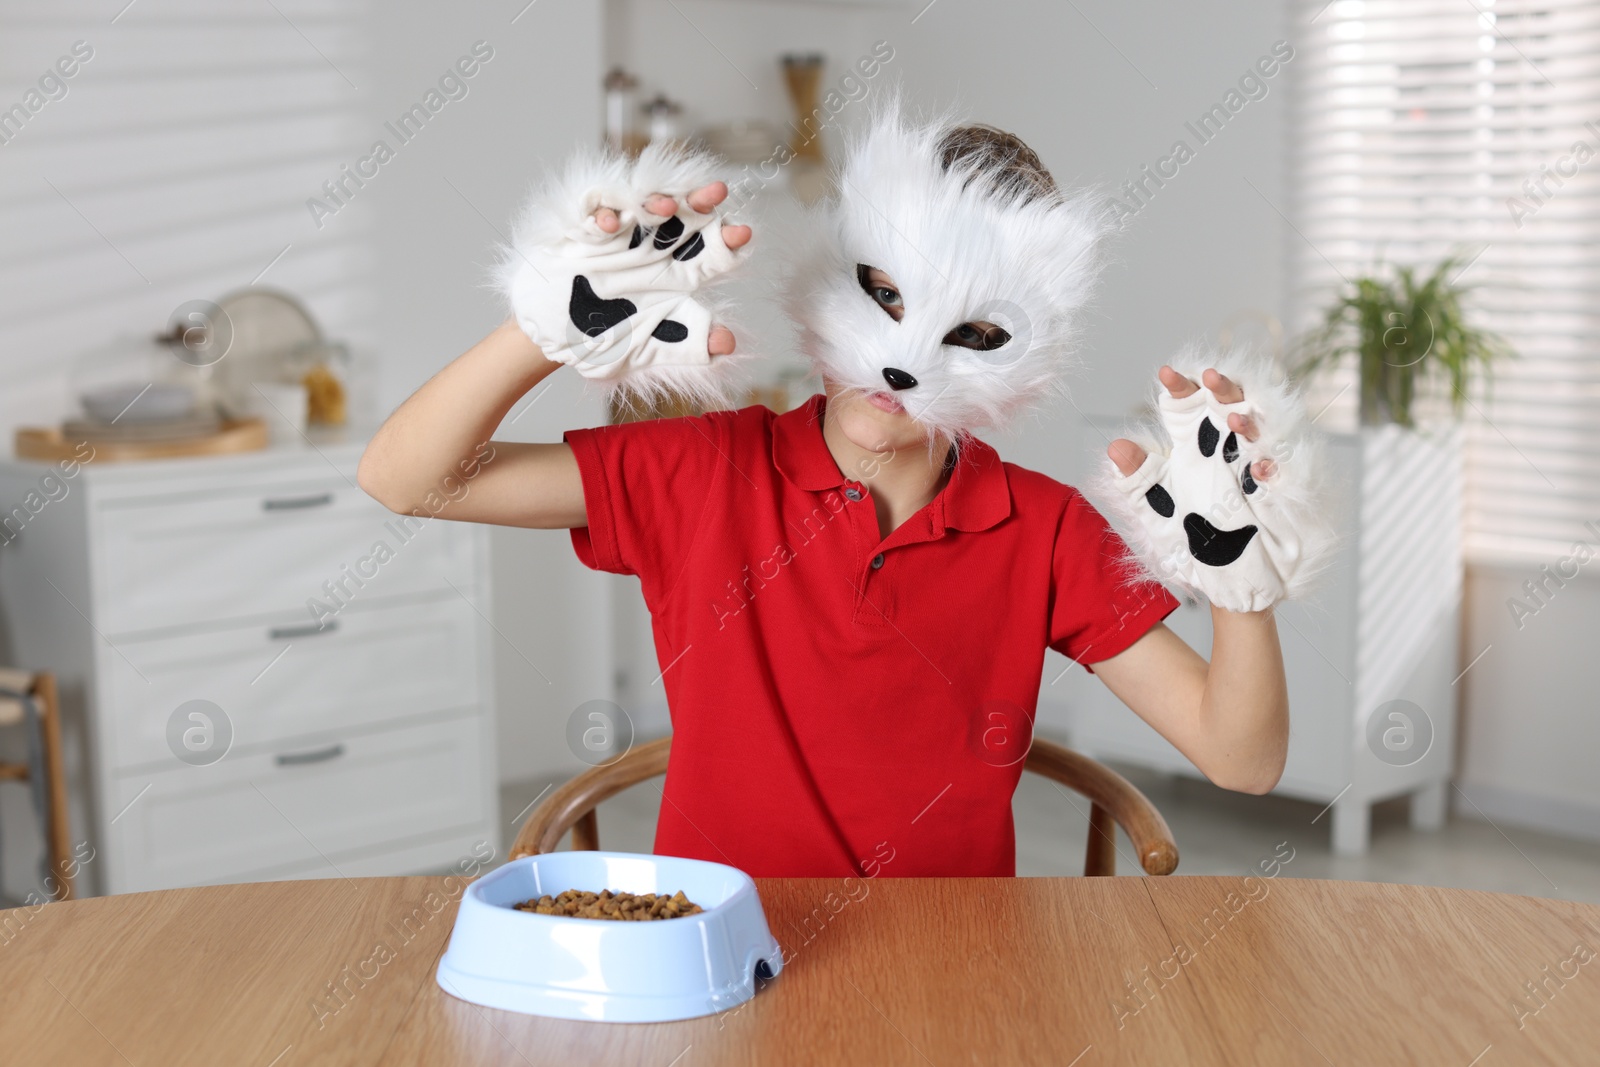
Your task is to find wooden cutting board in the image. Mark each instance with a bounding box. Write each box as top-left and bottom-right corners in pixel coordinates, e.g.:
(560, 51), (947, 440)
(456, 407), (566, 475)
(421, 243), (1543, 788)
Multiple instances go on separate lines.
(14, 417), (269, 463)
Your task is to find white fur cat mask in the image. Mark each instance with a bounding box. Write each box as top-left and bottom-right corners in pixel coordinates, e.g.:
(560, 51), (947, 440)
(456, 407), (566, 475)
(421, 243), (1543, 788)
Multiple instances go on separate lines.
(785, 110), (1112, 440)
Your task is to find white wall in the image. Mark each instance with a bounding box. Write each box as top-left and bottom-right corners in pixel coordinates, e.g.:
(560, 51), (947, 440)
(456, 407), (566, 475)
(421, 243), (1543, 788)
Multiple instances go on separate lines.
(0, 0), (377, 440)
(1457, 566), (1600, 841)
(364, 0), (615, 784)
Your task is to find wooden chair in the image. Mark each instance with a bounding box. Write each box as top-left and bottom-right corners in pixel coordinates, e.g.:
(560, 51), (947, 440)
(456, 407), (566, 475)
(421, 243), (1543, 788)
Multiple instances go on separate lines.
(510, 736), (1178, 876)
(0, 670), (76, 901)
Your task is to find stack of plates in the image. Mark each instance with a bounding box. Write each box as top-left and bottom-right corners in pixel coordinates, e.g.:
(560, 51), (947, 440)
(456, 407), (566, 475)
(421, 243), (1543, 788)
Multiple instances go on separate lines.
(62, 414), (222, 442)
(72, 383), (219, 441)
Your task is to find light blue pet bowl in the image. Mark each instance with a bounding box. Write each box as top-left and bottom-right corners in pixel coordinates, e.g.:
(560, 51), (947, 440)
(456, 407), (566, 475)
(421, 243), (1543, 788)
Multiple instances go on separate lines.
(436, 851), (783, 1022)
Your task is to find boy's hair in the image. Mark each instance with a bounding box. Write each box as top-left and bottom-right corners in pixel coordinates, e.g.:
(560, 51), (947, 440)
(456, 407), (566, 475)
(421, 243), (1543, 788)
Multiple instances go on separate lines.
(937, 124), (1058, 203)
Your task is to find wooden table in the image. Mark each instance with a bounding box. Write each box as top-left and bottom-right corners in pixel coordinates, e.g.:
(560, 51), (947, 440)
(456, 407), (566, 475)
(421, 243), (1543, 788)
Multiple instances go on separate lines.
(3, 876), (1598, 1066)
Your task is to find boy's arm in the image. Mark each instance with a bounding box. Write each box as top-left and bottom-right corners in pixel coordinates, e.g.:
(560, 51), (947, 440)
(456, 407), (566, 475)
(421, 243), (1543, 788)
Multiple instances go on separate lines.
(358, 181), (749, 529)
(358, 319), (587, 529)
(1088, 611), (1290, 795)
(1079, 358), (1334, 794)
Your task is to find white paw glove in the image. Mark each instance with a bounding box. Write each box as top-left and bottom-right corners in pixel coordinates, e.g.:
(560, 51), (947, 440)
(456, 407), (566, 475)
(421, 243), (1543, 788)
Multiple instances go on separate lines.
(497, 143), (747, 408)
(1093, 353), (1338, 613)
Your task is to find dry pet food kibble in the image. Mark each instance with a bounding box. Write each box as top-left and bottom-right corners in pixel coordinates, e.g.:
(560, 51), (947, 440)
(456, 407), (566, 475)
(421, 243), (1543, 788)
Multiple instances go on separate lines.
(514, 889), (704, 921)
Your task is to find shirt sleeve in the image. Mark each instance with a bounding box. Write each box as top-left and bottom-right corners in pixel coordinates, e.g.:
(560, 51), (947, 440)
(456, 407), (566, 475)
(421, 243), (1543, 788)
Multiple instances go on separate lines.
(562, 411), (730, 607)
(1048, 488), (1182, 674)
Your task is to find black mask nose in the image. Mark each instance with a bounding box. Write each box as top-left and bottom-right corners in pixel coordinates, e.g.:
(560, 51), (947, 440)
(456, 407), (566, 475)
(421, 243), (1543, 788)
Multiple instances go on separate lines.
(882, 367), (918, 391)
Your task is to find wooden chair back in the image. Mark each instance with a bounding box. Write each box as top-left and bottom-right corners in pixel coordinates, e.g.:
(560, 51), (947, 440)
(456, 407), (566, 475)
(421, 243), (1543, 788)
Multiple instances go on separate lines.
(510, 736), (1177, 876)
(0, 670), (76, 900)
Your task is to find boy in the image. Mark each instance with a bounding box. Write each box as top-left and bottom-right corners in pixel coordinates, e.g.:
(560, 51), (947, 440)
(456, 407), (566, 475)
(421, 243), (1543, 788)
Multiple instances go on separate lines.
(359, 110), (1332, 877)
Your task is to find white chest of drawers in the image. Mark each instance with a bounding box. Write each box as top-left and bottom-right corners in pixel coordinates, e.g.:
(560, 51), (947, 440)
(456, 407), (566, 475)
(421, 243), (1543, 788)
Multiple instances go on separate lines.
(0, 436), (498, 895)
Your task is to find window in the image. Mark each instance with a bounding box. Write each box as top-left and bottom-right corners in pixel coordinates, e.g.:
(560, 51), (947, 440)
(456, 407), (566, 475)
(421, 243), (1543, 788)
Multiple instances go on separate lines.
(1290, 0), (1600, 564)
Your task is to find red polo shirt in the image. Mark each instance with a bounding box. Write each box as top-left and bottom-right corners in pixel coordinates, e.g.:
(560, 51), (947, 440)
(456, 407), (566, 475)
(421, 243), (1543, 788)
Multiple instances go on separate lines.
(563, 394), (1179, 877)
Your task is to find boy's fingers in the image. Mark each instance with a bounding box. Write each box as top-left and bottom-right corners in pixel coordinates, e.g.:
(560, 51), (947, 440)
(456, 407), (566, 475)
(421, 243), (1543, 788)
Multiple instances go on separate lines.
(1227, 411), (1260, 442)
(1204, 368), (1245, 403)
(602, 185), (726, 234)
(722, 223), (752, 250)
(708, 325), (736, 357)
(1108, 438), (1147, 476)
(1252, 458), (1276, 482)
(1158, 365), (1200, 399)
(687, 181), (728, 214)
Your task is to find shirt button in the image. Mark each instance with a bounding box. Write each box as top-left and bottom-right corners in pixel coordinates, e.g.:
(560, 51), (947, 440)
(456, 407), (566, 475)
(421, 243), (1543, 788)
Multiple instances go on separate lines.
(844, 486), (863, 502)
(871, 553), (885, 569)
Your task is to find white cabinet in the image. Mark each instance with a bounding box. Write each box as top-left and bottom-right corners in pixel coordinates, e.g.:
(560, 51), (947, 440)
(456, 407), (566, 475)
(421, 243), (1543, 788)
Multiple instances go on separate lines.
(100, 596), (482, 770)
(109, 715), (490, 892)
(0, 436), (498, 895)
(92, 476), (476, 634)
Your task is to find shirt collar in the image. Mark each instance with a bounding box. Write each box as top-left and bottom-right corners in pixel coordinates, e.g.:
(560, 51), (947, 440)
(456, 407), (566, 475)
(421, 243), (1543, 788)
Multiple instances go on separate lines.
(772, 393), (1011, 533)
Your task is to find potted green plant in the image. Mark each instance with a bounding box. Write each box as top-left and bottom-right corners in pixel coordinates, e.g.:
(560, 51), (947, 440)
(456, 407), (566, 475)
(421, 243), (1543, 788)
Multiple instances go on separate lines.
(1292, 253), (1515, 426)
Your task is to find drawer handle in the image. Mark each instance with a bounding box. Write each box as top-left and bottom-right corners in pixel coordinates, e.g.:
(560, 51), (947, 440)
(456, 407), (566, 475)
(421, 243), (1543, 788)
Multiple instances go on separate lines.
(275, 743), (346, 767)
(269, 620), (338, 641)
(262, 492), (334, 512)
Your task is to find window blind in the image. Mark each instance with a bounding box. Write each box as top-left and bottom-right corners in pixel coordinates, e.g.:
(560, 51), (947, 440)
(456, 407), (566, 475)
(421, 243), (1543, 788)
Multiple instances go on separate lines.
(1288, 0), (1600, 565)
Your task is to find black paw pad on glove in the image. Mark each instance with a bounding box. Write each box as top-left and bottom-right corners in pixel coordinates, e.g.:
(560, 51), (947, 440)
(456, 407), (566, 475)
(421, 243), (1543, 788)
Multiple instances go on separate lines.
(569, 275), (637, 338)
(624, 218), (706, 262)
(569, 271), (693, 344)
(1182, 513), (1259, 567)
(1141, 414), (1260, 568)
(570, 216), (710, 343)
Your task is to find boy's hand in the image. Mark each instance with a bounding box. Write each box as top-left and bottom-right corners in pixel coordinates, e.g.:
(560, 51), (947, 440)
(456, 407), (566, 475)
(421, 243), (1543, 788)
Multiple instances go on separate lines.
(1097, 355), (1336, 614)
(1109, 368), (1276, 486)
(498, 144), (753, 408)
(588, 181), (751, 357)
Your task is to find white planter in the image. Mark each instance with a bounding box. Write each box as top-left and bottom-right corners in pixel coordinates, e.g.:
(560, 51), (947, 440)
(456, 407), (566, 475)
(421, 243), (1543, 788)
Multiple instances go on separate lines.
(1057, 420), (1464, 855)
